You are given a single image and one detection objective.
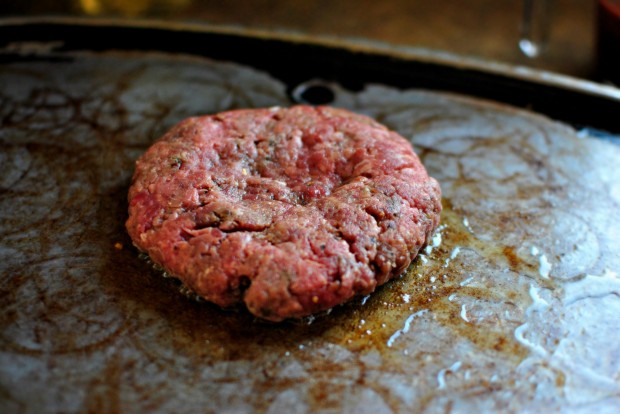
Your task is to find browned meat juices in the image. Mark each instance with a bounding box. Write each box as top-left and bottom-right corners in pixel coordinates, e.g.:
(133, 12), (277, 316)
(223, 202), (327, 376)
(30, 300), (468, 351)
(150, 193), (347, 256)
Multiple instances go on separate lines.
(126, 106), (442, 321)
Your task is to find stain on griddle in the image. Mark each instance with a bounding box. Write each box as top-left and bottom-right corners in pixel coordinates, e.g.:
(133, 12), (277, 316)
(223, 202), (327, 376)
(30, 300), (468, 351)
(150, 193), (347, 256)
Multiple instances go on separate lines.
(94, 195), (530, 372)
(4, 51), (619, 413)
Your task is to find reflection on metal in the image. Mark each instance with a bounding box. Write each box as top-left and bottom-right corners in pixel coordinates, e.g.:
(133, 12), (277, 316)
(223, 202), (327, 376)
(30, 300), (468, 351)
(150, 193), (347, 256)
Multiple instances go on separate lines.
(519, 0), (552, 58)
(77, 0), (191, 16)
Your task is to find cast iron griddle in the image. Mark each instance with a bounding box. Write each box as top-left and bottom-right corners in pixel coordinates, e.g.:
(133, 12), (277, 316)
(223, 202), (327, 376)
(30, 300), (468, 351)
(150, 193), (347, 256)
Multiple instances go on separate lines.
(1, 18), (619, 414)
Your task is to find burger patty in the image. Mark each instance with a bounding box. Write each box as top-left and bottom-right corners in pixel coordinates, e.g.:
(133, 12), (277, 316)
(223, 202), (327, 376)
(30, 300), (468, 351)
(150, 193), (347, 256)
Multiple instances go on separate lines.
(126, 105), (442, 321)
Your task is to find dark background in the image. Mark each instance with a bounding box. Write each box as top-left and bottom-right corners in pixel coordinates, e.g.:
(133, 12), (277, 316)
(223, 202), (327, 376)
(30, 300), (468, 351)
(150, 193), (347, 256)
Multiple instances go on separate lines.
(1, 0), (598, 80)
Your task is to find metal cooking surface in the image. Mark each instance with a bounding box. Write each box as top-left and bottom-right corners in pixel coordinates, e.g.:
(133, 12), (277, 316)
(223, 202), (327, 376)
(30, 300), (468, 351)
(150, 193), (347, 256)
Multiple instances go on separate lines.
(1, 49), (619, 413)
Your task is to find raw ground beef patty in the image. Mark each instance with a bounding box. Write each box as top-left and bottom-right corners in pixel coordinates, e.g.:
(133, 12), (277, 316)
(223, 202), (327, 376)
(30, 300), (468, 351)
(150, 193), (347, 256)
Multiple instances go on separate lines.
(126, 105), (442, 321)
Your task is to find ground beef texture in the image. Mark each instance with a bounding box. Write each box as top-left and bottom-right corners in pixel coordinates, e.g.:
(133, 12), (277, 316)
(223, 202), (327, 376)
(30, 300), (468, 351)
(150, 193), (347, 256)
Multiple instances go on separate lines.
(126, 105), (442, 321)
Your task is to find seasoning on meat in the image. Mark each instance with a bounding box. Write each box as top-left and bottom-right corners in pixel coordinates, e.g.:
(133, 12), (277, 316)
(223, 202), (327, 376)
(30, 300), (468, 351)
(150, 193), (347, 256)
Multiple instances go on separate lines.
(126, 105), (442, 321)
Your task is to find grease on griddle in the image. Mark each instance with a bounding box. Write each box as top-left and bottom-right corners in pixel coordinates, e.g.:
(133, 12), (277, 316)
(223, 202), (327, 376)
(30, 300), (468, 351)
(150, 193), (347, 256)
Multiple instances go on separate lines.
(134, 197), (532, 364)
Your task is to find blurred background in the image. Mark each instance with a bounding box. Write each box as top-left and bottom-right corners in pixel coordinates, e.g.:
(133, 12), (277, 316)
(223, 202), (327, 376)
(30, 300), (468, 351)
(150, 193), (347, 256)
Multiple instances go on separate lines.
(1, 0), (618, 84)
